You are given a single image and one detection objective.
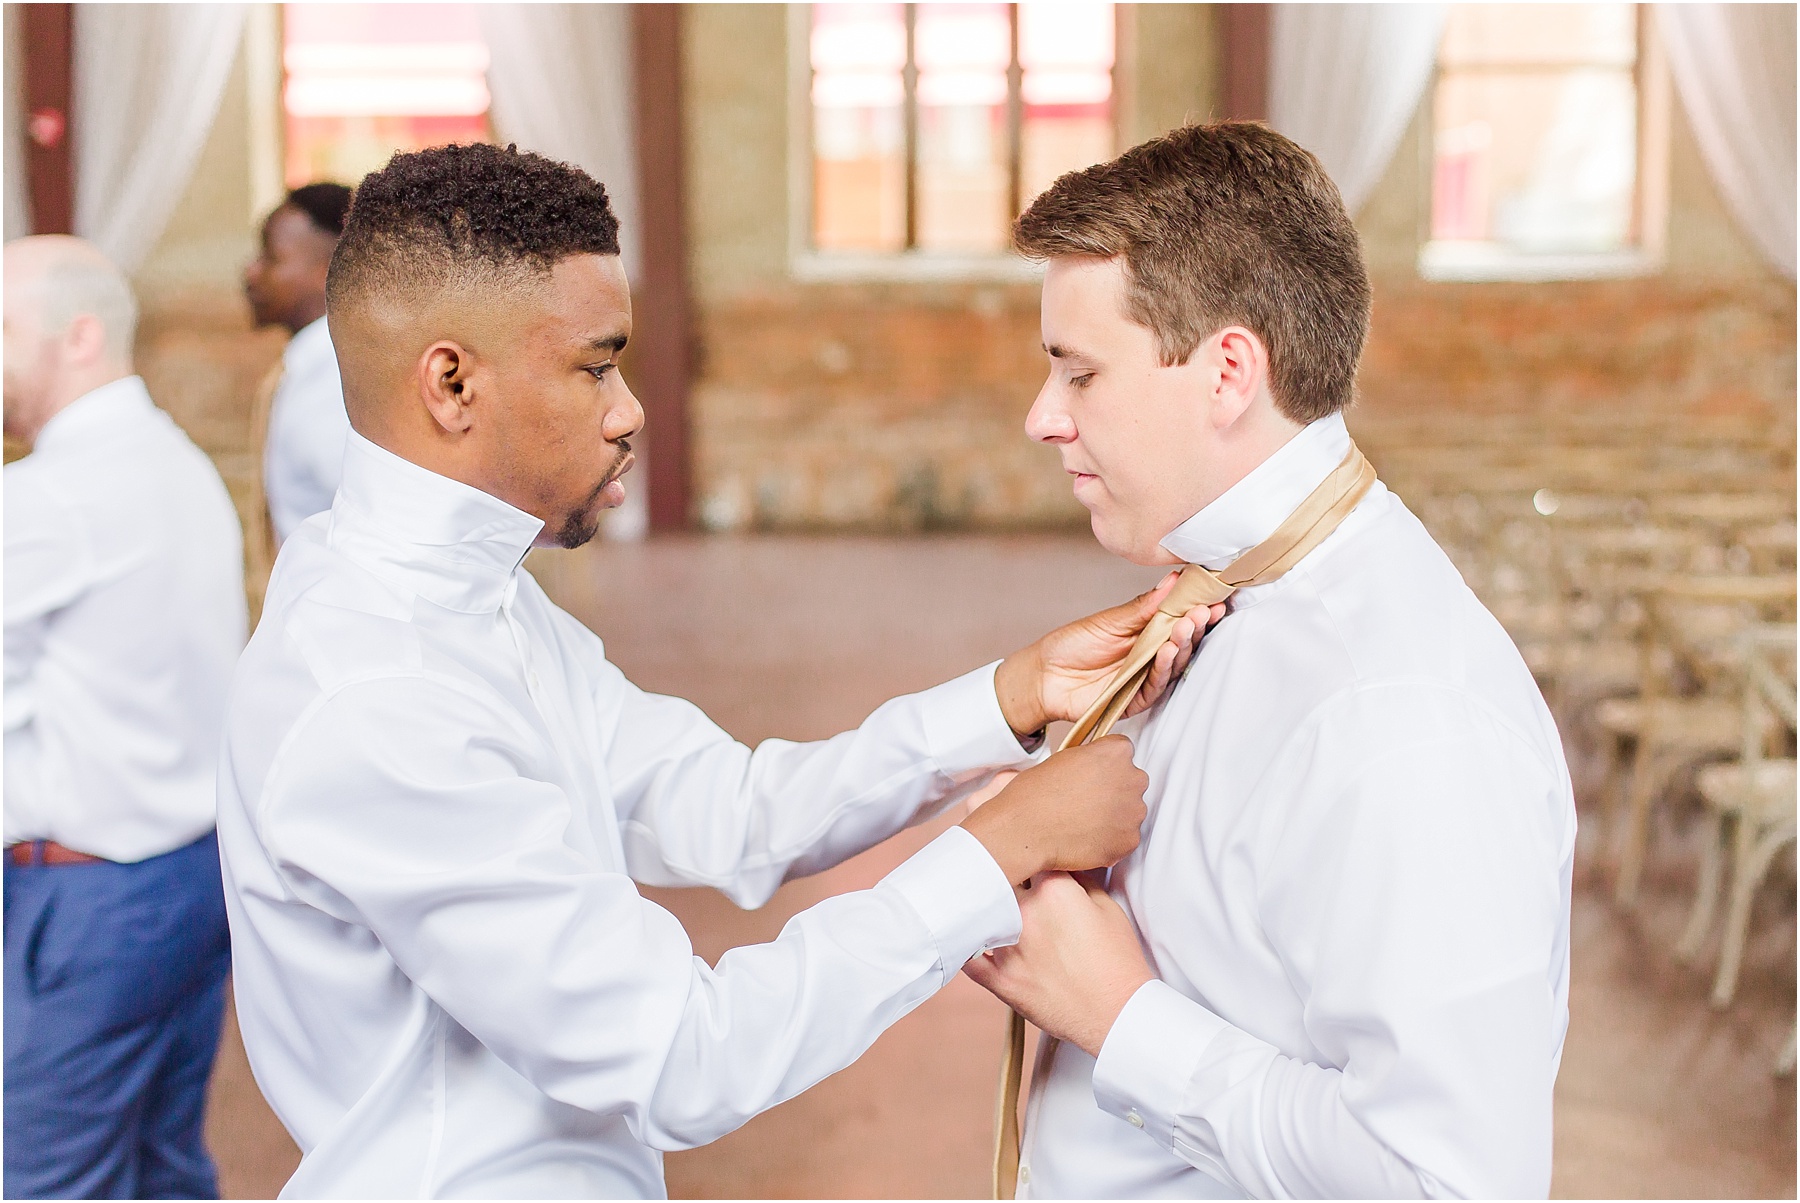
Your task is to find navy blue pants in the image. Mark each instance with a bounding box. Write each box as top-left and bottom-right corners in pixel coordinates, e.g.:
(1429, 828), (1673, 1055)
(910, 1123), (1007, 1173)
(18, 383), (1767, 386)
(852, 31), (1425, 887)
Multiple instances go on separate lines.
(5, 832), (231, 1199)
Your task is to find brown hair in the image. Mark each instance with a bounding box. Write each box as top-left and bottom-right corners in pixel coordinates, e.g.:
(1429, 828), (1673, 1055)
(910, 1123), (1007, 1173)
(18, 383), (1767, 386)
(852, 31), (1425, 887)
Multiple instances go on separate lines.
(1013, 122), (1370, 423)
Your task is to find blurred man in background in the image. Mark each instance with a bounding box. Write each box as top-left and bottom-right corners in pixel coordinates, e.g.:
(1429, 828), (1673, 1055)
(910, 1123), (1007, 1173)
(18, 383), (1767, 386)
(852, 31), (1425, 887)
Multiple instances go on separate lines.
(245, 182), (352, 546)
(4, 236), (248, 1197)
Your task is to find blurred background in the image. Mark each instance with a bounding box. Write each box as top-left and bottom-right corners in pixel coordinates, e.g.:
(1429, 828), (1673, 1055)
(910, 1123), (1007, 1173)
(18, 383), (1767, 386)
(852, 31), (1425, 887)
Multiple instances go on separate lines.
(5, 2), (1794, 1197)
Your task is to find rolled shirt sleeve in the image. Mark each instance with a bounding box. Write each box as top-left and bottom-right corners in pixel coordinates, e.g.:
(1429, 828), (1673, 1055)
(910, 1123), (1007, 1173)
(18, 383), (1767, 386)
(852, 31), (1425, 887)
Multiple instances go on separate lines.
(258, 669), (1023, 1153)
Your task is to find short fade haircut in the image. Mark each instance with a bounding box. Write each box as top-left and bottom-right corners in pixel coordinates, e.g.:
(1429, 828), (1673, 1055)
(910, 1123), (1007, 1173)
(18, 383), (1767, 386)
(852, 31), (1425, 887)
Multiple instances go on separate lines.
(327, 143), (620, 311)
(286, 182), (353, 238)
(1013, 122), (1370, 424)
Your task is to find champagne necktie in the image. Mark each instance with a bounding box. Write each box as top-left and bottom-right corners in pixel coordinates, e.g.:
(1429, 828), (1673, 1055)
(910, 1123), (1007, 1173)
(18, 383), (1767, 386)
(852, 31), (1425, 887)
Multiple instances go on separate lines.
(991, 441), (1378, 1200)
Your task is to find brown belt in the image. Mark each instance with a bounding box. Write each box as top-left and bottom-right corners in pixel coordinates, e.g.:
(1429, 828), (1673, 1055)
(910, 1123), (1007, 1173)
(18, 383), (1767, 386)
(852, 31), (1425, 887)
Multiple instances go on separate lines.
(7, 840), (106, 866)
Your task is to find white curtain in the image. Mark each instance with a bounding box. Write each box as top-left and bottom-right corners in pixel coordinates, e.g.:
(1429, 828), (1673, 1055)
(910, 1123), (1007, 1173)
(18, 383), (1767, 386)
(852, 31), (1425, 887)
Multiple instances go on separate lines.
(478, 4), (640, 274)
(72, 4), (246, 272)
(1657, 4), (1796, 278)
(479, 3), (646, 540)
(1268, 5), (1447, 215)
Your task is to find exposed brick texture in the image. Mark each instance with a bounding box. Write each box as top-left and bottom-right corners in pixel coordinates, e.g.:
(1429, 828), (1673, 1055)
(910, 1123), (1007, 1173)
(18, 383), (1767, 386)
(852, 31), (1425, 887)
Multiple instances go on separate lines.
(690, 277), (1798, 531)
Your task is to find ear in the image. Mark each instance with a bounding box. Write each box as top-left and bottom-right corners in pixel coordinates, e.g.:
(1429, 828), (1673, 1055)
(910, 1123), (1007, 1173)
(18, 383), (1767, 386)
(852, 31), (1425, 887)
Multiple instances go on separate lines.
(1209, 325), (1270, 430)
(61, 313), (110, 368)
(417, 340), (477, 435)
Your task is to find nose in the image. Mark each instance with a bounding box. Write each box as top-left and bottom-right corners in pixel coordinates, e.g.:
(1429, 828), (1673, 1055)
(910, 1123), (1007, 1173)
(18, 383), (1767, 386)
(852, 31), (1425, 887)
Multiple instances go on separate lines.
(1025, 379), (1076, 444)
(609, 374), (646, 442)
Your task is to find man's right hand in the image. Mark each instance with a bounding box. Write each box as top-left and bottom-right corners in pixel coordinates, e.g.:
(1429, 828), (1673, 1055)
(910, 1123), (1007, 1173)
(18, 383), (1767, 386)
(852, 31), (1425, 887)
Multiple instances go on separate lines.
(960, 735), (1147, 886)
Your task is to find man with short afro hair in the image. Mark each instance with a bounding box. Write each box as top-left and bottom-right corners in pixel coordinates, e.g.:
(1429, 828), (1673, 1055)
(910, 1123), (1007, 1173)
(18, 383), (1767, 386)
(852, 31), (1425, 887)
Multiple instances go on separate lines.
(214, 141), (1209, 1197)
(246, 180), (356, 547)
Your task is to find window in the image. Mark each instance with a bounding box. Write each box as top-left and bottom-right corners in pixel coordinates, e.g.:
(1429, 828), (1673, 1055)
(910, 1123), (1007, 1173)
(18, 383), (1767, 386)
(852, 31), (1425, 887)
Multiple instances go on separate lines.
(1422, 3), (1667, 281)
(282, 3), (490, 188)
(800, 2), (1115, 274)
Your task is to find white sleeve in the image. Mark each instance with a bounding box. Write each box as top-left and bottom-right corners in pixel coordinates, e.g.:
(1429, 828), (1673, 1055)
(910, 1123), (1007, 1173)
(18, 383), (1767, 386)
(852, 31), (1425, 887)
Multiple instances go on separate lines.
(258, 673), (1023, 1152)
(1091, 693), (1569, 1199)
(602, 658), (1043, 905)
(3, 467), (95, 735)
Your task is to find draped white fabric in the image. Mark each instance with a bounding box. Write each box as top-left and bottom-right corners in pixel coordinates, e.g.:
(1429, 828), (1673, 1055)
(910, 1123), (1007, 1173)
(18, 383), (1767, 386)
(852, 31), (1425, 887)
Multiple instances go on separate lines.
(478, 3), (647, 540)
(71, 4), (245, 272)
(1268, 5), (1447, 215)
(478, 3), (640, 274)
(1657, 3), (1797, 278)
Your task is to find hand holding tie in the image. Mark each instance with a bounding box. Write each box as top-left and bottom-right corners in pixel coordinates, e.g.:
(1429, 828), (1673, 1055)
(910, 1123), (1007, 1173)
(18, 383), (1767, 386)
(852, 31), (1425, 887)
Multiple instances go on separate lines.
(993, 572), (1226, 740)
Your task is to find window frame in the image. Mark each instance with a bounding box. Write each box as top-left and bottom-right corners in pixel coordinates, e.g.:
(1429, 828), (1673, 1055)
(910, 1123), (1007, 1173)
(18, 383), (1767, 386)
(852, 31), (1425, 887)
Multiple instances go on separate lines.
(786, 1), (1118, 283)
(1417, 3), (1671, 283)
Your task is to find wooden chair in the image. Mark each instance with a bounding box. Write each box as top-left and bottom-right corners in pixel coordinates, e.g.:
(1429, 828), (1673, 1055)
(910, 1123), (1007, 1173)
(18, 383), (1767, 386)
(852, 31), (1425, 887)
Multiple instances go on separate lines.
(1676, 624), (1796, 1011)
(1611, 576), (1796, 905)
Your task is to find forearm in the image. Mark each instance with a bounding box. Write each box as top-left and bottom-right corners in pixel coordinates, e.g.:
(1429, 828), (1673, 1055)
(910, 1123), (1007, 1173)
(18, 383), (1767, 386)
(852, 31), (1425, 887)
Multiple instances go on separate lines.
(614, 661), (1040, 904)
(1092, 982), (1546, 1199)
(640, 826), (1019, 1147)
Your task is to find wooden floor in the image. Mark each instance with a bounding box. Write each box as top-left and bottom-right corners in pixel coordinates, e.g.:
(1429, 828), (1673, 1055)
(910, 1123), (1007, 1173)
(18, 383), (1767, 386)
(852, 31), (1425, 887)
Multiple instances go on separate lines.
(205, 533), (1796, 1199)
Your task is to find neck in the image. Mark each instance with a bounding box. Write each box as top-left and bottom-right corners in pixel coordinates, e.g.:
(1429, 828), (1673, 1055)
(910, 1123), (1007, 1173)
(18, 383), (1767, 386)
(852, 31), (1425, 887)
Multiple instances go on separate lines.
(10, 365), (132, 449)
(1186, 407), (1307, 517)
(285, 299), (327, 336)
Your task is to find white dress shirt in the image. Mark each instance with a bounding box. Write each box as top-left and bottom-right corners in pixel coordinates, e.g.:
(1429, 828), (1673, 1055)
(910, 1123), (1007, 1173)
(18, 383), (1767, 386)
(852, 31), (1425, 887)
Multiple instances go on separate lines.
(263, 315), (351, 542)
(4, 376), (247, 861)
(218, 432), (1032, 1198)
(1019, 412), (1576, 1200)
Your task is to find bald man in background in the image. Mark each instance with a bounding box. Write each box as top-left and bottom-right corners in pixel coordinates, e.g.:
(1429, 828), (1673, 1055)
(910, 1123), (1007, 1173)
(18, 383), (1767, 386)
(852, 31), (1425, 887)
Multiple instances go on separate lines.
(4, 237), (247, 1198)
(246, 182), (353, 543)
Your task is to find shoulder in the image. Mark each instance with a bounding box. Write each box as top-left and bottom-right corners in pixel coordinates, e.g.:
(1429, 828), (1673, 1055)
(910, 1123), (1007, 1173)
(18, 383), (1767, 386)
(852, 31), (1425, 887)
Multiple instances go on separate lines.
(1268, 489), (1541, 715)
(3, 452), (79, 538)
(252, 532), (425, 698)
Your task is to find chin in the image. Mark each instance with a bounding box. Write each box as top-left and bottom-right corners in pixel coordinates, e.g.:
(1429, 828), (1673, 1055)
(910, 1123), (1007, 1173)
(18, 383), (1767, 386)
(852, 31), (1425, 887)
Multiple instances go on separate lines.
(550, 506), (605, 550)
(1090, 512), (1180, 567)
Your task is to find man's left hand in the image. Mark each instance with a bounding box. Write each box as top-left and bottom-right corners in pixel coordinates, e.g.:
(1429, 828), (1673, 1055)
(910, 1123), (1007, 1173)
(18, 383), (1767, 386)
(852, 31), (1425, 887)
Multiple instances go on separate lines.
(963, 871), (1155, 1057)
(995, 572), (1224, 738)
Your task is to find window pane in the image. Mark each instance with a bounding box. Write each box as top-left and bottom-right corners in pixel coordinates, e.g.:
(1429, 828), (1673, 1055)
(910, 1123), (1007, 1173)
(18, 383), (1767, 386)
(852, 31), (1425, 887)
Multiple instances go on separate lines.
(1019, 2), (1114, 206)
(283, 3), (490, 188)
(1432, 67), (1637, 252)
(915, 2), (1011, 253)
(1440, 3), (1637, 68)
(812, 3), (906, 252)
(1431, 3), (1640, 256)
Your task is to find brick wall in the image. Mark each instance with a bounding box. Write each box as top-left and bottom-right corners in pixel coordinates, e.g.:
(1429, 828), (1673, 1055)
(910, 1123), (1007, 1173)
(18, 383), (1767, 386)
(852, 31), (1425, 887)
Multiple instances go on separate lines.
(688, 275), (1798, 533)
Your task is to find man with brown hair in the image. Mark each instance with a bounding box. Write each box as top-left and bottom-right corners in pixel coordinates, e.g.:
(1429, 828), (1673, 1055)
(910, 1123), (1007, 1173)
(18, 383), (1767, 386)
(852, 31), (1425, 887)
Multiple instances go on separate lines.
(965, 123), (1575, 1198)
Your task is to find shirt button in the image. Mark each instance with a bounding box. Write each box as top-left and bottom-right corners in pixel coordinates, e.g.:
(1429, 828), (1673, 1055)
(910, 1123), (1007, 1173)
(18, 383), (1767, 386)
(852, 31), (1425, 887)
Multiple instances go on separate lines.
(1126, 1109), (1145, 1128)
(1017, 1165), (1031, 1185)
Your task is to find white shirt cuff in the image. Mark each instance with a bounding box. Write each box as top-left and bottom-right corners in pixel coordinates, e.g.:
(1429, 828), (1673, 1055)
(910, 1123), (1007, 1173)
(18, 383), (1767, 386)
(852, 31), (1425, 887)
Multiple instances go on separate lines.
(920, 661), (1049, 777)
(880, 825), (1022, 984)
(1092, 979), (1230, 1151)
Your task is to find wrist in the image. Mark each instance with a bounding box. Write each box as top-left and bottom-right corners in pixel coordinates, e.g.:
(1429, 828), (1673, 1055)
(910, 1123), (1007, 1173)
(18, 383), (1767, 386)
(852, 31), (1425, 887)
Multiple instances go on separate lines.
(960, 799), (1042, 886)
(994, 648), (1050, 740)
(1076, 971), (1157, 1058)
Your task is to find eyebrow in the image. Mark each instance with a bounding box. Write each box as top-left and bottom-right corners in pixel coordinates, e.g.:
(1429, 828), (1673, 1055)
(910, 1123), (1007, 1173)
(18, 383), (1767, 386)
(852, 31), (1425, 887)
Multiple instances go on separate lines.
(586, 334), (629, 355)
(1044, 343), (1088, 360)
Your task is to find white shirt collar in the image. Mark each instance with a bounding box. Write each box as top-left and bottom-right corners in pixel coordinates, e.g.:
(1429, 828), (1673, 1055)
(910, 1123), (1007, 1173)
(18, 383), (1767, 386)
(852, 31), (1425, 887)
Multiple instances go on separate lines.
(32, 375), (154, 457)
(1159, 413), (1352, 570)
(283, 315), (336, 372)
(327, 430), (545, 614)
